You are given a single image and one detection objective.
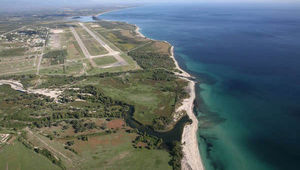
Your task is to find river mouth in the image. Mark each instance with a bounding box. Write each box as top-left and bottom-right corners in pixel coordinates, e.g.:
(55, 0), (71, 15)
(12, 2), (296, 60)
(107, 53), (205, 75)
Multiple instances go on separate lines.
(125, 106), (190, 145)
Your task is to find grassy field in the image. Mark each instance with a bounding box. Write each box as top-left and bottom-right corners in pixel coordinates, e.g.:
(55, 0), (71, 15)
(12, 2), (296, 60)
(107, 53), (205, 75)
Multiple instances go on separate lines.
(81, 71), (187, 127)
(63, 29), (85, 60)
(86, 54), (139, 75)
(98, 78), (175, 125)
(0, 41), (37, 75)
(74, 131), (172, 170)
(90, 21), (150, 52)
(25, 127), (172, 170)
(93, 56), (117, 66)
(38, 22), (139, 76)
(75, 26), (108, 56)
(0, 47), (28, 57)
(39, 61), (85, 76)
(0, 141), (61, 170)
(0, 19), (187, 170)
(0, 56), (36, 75)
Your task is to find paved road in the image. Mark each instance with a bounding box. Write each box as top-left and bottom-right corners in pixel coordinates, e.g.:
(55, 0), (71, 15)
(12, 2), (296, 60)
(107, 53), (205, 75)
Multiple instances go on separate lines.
(70, 27), (97, 67)
(78, 23), (128, 67)
(70, 27), (91, 58)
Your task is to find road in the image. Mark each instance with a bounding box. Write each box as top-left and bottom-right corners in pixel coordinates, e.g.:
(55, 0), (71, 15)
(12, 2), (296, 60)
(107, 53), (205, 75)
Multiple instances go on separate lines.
(26, 128), (73, 164)
(70, 26), (97, 67)
(1, 26), (26, 36)
(78, 23), (128, 67)
(36, 32), (48, 75)
(70, 27), (91, 58)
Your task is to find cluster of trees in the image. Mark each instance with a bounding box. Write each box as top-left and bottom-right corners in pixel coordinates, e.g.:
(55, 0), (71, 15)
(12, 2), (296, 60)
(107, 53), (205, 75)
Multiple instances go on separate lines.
(0, 84), (132, 130)
(132, 133), (163, 150)
(128, 45), (175, 70)
(64, 145), (77, 154)
(18, 30), (38, 35)
(18, 135), (65, 169)
(77, 135), (88, 141)
(34, 147), (65, 169)
(70, 120), (96, 133)
(151, 69), (175, 81)
(64, 140), (77, 154)
(107, 31), (141, 52)
(65, 141), (74, 146)
(169, 141), (183, 170)
(152, 116), (172, 130)
(0, 74), (37, 88)
(43, 49), (67, 65)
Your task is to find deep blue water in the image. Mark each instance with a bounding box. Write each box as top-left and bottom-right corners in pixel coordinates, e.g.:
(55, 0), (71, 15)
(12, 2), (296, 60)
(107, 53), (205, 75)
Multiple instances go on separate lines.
(98, 3), (300, 170)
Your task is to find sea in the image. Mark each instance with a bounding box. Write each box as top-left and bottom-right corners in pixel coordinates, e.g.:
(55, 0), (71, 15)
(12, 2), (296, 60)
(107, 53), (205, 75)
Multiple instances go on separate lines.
(95, 3), (300, 170)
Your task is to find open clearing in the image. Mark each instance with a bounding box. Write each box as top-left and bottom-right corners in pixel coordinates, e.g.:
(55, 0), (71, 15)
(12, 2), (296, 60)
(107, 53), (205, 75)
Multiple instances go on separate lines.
(0, 140), (61, 170)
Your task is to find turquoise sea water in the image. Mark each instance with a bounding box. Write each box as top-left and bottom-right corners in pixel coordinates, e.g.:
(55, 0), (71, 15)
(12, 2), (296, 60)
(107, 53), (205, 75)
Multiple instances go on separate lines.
(98, 3), (300, 170)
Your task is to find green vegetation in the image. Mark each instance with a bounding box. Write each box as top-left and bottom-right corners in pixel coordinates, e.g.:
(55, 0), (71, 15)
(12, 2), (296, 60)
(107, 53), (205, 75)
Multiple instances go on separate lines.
(0, 141), (61, 170)
(75, 26), (108, 56)
(93, 56), (117, 66)
(96, 21), (135, 30)
(73, 131), (172, 170)
(34, 147), (65, 169)
(43, 49), (67, 65)
(0, 47), (27, 57)
(128, 42), (175, 70)
(169, 141), (183, 170)
(95, 70), (188, 129)
(93, 21), (149, 52)
(132, 133), (163, 149)
(0, 19), (190, 170)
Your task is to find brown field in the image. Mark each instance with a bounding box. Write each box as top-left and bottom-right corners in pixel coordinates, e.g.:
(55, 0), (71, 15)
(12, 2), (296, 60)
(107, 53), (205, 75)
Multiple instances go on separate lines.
(107, 119), (125, 129)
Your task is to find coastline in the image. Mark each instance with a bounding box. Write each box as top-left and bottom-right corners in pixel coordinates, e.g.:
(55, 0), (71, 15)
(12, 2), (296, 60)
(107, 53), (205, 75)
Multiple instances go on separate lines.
(134, 23), (204, 170)
(135, 26), (146, 39)
(169, 46), (204, 170)
(97, 11), (204, 169)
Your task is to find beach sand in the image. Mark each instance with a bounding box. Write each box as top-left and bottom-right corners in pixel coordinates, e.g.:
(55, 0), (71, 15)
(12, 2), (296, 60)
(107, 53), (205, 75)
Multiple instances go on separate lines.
(134, 25), (204, 170)
(169, 47), (204, 170)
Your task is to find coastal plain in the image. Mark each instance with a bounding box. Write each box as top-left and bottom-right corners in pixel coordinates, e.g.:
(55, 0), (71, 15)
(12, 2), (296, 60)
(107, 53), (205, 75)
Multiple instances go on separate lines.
(0, 10), (200, 170)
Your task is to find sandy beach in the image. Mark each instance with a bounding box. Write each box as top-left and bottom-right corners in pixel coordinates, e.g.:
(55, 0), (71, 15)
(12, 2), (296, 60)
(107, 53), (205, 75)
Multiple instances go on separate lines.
(134, 25), (204, 170)
(135, 26), (146, 38)
(82, 10), (204, 168)
(169, 47), (204, 170)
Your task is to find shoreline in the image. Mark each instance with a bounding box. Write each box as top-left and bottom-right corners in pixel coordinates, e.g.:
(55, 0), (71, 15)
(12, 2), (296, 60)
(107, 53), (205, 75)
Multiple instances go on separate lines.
(96, 11), (204, 170)
(169, 46), (204, 170)
(135, 25), (204, 169)
(134, 23), (204, 170)
(135, 26), (146, 39)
